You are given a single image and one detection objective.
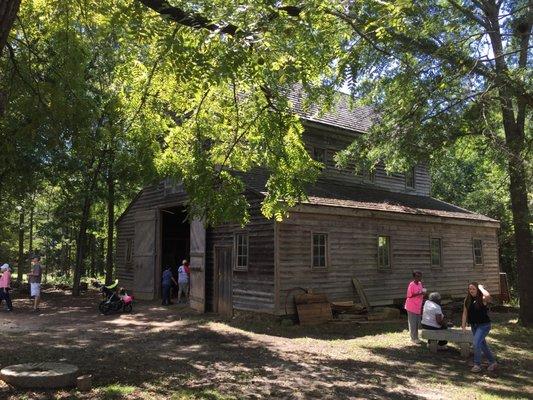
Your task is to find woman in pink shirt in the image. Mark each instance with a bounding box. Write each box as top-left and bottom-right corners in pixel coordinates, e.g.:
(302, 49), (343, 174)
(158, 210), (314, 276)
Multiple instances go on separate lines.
(404, 270), (426, 343)
(0, 263), (13, 311)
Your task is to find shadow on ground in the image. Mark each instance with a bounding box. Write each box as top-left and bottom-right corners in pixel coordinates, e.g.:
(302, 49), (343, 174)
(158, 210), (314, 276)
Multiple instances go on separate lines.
(0, 290), (531, 400)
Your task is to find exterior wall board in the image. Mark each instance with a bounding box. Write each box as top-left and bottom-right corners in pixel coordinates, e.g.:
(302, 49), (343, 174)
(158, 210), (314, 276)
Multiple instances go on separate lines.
(303, 127), (431, 195)
(206, 200), (275, 313)
(277, 212), (499, 314)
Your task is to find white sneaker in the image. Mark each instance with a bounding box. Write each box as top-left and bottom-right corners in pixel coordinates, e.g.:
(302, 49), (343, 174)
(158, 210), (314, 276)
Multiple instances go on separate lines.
(411, 339), (422, 344)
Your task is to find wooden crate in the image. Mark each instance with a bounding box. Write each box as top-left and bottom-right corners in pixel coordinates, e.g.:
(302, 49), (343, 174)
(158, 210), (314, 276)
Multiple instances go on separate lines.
(295, 293), (332, 325)
(296, 303), (332, 325)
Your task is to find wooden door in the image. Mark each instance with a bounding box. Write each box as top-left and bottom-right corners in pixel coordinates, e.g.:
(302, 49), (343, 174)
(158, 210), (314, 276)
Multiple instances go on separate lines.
(133, 209), (158, 299)
(215, 246), (233, 317)
(189, 218), (206, 312)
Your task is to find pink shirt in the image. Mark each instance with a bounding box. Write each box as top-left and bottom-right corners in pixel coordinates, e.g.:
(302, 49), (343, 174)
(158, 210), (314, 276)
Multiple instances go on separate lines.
(404, 280), (424, 314)
(0, 270), (11, 288)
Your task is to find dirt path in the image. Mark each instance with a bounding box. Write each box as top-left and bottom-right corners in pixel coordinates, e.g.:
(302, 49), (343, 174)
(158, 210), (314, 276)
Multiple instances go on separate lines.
(0, 290), (531, 400)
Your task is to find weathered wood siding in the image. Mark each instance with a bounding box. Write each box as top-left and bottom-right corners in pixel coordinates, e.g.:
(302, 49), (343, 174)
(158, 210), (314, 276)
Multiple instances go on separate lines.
(116, 181), (187, 296)
(206, 198), (276, 313)
(276, 209), (499, 314)
(303, 126), (431, 195)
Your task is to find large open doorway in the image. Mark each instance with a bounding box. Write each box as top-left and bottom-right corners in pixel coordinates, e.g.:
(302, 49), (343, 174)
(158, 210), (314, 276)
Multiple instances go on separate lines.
(160, 206), (189, 298)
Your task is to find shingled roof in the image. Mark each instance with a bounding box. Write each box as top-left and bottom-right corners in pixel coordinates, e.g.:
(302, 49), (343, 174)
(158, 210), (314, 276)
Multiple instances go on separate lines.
(237, 170), (498, 224)
(286, 86), (375, 133)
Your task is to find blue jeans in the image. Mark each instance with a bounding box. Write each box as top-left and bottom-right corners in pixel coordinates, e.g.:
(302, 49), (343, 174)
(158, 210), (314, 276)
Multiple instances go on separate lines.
(471, 323), (495, 365)
(162, 285), (171, 305)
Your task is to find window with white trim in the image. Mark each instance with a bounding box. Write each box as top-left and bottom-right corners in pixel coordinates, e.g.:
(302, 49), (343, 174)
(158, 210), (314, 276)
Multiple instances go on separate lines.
(430, 238), (442, 267)
(312, 233), (328, 268)
(235, 233), (249, 270)
(378, 236), (391, 269)
(473, 239), (483, 266)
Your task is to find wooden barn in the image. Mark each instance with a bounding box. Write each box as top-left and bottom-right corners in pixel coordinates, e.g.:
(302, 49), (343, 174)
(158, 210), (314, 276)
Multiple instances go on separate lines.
(115, 93), (500, 316)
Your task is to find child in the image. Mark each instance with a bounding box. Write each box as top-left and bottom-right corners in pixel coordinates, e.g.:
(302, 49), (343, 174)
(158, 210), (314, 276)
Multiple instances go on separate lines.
(0, 263), (13, 311)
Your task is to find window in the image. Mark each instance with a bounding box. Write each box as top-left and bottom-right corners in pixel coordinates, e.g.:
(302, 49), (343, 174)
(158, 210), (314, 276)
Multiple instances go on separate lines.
(125, 239), (133, 263)
(430, 238), (442, 267)
(473, 239), (483, 266)
(378, 236), (391, 269)
(405, 167), (415, 189)
(312, 233), (328, 268)
(235, 233), (249, 270)
(313, 147), (326, 163)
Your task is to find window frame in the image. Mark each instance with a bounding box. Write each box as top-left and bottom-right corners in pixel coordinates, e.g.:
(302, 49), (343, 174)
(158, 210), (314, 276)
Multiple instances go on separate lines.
(405, 167), (416, 189)
(377, 235), (392, 270)
(312, 147), (326, 163)
(234, 232), (249, 271)
(472, 238), (484, 266)
(125, 238), (133, 264)
(430, 237), (442, 268)
(311, 232), (329, 269)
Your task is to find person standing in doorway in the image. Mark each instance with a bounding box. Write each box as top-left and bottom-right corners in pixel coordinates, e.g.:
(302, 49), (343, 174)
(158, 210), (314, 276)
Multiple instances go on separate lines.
(404, 270), (426, 344)
(161, 266), (177, 306)
(27, 256), (43, 312)
(0, 263), (13, 311)
(177, 259), (190, 303)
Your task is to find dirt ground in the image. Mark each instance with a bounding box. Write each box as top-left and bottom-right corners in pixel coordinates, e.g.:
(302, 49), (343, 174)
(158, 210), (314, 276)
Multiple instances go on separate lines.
(0, 289), (531, 400)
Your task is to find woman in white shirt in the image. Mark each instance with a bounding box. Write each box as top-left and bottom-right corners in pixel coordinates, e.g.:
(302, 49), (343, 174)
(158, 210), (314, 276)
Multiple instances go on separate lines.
(422, 292), (447, 346)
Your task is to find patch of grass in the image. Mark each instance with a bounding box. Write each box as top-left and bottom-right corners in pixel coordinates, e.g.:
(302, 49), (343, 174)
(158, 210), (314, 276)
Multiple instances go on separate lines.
(99, 384), (136, 400)
(169, 388), (237, 400)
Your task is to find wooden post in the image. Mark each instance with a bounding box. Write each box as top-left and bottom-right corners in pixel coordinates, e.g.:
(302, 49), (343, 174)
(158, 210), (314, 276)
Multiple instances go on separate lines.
(428, 341), (438, 353)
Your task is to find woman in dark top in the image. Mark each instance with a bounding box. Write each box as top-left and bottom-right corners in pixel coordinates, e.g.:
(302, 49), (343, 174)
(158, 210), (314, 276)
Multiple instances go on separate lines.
(461, 282), (497, 372)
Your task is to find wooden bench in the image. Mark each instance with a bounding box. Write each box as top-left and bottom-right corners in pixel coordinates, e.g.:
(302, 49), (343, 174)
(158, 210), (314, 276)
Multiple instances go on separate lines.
(420, 329), (473, 357)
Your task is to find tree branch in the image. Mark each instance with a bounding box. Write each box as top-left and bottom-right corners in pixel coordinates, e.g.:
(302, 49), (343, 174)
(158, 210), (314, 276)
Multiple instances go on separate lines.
(448, 0), (490, 29)
(137, 0), (302, 38)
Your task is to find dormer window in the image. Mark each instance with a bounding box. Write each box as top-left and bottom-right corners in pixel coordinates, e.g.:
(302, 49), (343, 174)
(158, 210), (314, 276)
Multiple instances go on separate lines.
(313, 147), (326, 163)
(405, 167), (415, 189)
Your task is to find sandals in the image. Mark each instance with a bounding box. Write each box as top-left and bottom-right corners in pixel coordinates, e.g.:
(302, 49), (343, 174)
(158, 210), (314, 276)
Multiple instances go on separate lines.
(487, 362), (498, 371)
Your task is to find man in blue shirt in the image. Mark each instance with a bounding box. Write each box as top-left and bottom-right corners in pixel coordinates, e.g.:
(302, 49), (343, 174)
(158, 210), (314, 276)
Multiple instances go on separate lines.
(161, 266), (177, 306)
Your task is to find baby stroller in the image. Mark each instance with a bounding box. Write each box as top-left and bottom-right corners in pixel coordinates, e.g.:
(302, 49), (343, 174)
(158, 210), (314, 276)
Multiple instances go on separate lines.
(93, 280), (133, 315)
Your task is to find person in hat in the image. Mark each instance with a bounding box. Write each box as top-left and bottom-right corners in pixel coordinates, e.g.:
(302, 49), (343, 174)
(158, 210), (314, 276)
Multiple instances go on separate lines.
(0, 263), (13, 311)
(27, 256), (43, 312)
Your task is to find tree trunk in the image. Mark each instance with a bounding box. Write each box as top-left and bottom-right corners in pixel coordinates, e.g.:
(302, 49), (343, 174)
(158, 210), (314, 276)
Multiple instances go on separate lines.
(105, 159), (115, 285)
(0, 0), (22, 115)
(89, 234), (96, 278)
(502, 121), (533, 326)
(0, 0), (20, 53)
(484, 3), (533, 326)
(98, 238), (105, 276)
(16, 210), (24, 284)
(28, 202), (34, 269)
(72, 195), (91, 296)
(72, 157), (104, 296)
